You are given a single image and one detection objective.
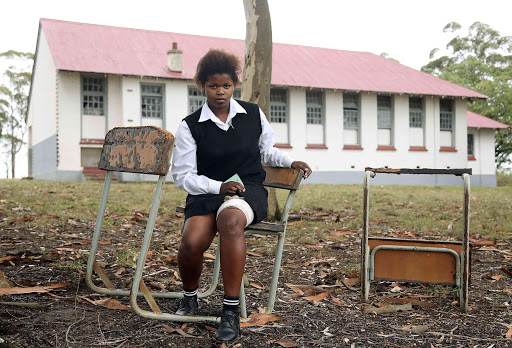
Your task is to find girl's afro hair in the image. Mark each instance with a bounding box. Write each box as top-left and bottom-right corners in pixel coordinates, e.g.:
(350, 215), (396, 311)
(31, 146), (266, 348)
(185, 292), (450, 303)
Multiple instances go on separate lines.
(194, 49), (242, 88)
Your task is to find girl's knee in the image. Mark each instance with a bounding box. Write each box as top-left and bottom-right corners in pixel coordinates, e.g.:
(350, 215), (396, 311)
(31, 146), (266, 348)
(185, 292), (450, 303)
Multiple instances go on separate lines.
(180, 231), (212, 255)
(217, 209), (245, 237)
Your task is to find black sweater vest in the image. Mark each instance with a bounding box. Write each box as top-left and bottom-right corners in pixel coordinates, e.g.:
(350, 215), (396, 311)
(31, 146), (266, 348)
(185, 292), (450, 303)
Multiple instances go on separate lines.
(184, 100), (266, 184)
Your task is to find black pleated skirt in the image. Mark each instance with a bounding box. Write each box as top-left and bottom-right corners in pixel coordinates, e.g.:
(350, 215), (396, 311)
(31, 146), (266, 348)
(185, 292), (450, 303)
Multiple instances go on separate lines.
(184, 182), (268, 224)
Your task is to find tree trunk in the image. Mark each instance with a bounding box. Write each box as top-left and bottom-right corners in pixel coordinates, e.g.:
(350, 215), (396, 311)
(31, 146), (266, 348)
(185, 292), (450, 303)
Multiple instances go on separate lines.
(10, 118), (15, 179)
(242, 0), (281, 220)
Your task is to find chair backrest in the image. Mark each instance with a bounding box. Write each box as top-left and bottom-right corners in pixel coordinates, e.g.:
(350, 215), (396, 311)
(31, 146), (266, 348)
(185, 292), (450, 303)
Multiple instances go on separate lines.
(262, 166), (304, 191)
(98, 126), (175, 175)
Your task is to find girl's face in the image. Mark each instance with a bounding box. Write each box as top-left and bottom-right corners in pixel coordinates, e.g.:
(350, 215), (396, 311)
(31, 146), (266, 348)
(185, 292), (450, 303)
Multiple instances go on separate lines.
(203, 73), (235, 114)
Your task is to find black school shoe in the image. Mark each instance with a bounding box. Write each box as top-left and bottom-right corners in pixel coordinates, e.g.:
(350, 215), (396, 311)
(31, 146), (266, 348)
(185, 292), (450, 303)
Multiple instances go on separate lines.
(175, 296), (198, 316)
(215, 310), (240, 343)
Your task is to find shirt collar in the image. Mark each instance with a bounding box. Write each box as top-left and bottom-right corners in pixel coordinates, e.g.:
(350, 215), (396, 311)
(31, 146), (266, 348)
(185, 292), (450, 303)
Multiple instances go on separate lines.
(198, 98), (247, 127)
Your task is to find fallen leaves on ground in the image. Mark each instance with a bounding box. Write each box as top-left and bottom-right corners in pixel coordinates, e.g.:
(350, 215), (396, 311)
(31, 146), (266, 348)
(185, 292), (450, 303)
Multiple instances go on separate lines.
(396, 324), (430, 334)
(506, 325), (512, 339)
(0, 271), (14, 288)
(341, 278), (360, 287)
(0, 255), (18, 264)
(363, 303), (413, 314)
(304, 292), (328, 302)
(0, 282), (70, 296)
(266, 338), (298, 347)
(491, 274), (501, 281)
(162, 324), (197, 338)
(240, 312), (282, 327)
(470, 239), (495, 246)
(501, 267), (512, 277)
(250, 282), (264, 289)
(80, 296), (131, 311)
(381, 297), (437, 308)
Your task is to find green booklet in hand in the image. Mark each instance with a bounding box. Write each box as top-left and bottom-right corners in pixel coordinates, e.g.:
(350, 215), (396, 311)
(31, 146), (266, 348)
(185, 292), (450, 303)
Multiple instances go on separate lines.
(224, 173), (244, 187)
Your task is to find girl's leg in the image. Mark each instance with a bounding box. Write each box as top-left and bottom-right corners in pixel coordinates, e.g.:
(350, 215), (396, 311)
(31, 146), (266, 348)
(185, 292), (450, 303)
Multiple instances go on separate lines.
(216, 207), (247, 297)
(178, 213), (217, 292)
(215, 207), (246, 343)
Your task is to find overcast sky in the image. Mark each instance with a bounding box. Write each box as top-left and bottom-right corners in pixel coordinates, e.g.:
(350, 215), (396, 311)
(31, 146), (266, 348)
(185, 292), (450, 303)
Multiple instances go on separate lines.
(1, 0), (511, 178)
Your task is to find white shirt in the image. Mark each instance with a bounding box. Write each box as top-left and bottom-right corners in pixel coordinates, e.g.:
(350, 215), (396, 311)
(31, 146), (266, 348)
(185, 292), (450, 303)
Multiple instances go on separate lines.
(171, 98), (293, 195)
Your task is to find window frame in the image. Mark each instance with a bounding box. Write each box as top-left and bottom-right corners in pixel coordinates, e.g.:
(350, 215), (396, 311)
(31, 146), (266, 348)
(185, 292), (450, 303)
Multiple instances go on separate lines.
(81, 74), (107, 116)
(343, 92), (360, 130)
(141, 83), (165, 119)
(409, 96), (424, 128)
(440, 99), (454, 131)
(343, 91), (361, 146)
(377, 95), (393, 130)
(188, 87), (206, 114)
(467, 133), (474, 157)
(270, 88), (288, 124)
(306, 89), (324, 125)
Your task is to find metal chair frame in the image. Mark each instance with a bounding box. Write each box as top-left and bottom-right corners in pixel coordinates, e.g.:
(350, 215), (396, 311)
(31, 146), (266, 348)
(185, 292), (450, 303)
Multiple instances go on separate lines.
(86, 126), (303, 323)
(361, 168), (471, 312)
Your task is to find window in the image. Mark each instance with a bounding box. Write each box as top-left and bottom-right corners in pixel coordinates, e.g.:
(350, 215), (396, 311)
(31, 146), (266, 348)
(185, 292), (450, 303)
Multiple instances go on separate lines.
(440, 98), (455, 148)
(440, 99), (454, 130)
(82, 76), (106, 115)
(270, 88), (287, 123)
(377, 95), (392, 129)
(409, 96), (425, 147)
(377, 95), (393, 146)
(141, 84), (163, 118)
(409, 97), (423, 128)
(306, 90), (323, 124)
(467, 134), (474, 156)
(188, 87), (206, 114)
(343, 92), (359, 129)
(343, 92), (360, 146)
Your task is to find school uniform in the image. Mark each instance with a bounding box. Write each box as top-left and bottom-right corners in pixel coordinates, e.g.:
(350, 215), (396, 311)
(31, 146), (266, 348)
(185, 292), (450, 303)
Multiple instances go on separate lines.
(171, 98), (293, 224)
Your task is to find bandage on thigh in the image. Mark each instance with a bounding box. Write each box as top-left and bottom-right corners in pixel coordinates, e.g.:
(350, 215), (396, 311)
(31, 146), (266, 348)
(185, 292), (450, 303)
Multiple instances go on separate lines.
(216, 198), (254, 227)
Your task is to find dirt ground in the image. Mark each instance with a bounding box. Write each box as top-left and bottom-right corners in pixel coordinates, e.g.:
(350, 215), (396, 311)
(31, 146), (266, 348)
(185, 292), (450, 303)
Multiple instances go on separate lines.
(1, 210), (512, 347)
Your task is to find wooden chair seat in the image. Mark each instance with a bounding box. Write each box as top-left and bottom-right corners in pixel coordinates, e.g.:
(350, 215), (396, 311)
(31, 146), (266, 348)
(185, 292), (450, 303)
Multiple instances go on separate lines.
(175, 205), (286, 233)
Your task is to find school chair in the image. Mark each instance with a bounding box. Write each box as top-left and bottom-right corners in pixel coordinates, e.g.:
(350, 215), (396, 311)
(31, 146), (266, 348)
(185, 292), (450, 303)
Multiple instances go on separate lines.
(86, 126), (304, 323)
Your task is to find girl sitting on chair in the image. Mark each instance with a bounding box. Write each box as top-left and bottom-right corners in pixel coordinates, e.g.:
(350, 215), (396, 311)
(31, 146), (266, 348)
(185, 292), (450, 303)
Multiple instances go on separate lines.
(171, 48), (311, 343)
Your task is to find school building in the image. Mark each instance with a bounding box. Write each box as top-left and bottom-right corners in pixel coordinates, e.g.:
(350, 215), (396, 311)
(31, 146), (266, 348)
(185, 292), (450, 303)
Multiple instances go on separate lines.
(27, 19), (510, 186)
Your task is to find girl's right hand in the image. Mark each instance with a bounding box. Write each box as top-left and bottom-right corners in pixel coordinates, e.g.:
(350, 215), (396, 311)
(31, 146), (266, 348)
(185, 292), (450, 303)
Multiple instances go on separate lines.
(220, 181), (246, 195)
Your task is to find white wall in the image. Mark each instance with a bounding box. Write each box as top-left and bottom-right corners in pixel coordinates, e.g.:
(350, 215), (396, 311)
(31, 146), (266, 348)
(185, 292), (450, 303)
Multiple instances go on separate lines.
(58, 71), (81, 171)
(469, 128), (496, 175)
(108, 75), (123, 128)
(164, 79), (189, 135)
(27, 30), (56, 145)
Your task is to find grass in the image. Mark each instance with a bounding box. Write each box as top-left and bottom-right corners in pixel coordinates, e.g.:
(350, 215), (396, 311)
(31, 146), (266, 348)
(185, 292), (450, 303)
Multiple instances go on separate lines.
(497, 171), (512, 187)
(1, 179), (511, 240)
(114, 248), (139, 267)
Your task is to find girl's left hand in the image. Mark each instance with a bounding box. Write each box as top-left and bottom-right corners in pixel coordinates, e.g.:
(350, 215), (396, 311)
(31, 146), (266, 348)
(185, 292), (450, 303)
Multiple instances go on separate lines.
(291, 161), (312, 179)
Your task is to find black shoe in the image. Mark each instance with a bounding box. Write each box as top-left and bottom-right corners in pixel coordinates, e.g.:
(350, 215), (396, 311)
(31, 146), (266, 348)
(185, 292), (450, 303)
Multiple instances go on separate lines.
(215, 310), (240, 343)
(175, 296), (198, 316)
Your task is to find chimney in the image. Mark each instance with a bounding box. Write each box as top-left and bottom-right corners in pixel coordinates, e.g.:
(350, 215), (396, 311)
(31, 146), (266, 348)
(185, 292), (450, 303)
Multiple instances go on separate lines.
(167, 42), (183, 73)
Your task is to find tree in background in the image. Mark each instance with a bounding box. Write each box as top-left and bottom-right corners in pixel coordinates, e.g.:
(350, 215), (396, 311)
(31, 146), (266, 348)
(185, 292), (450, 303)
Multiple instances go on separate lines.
(422, 22), (512, 167)
(0, 50), (33, 178)
(242, 0), (282, 219)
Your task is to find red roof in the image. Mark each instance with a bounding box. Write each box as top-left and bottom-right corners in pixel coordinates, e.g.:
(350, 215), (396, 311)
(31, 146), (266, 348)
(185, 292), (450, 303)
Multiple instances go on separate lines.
(467, 110), (510, 129)
(39, 18), (487, 99)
